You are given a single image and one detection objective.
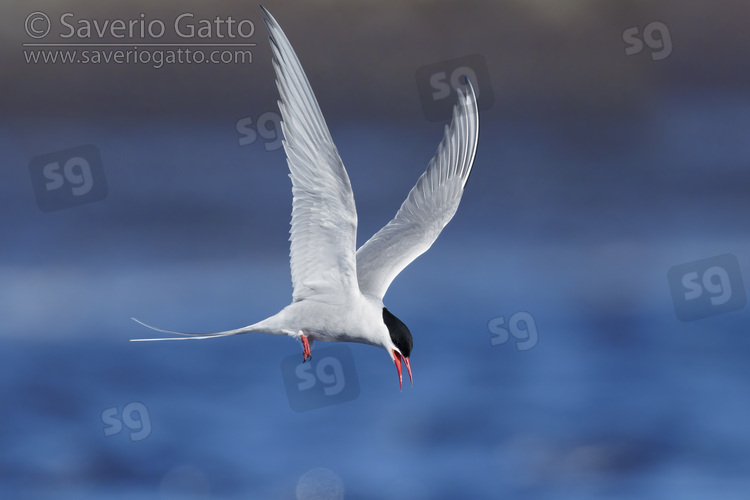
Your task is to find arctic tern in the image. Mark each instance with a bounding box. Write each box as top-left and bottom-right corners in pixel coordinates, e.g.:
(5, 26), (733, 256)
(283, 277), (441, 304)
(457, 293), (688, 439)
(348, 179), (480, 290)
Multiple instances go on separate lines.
(132, 5), (479, 390)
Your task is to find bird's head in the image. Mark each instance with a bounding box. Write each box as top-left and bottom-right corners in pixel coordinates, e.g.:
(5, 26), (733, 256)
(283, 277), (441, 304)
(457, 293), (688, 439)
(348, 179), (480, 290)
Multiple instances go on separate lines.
(383, 307), (413, 391)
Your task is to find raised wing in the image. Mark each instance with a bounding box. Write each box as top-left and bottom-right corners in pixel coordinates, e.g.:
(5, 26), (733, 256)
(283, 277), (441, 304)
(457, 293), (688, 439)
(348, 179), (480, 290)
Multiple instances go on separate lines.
(263, 6), (359, 302)
(356, 82), (479, 300)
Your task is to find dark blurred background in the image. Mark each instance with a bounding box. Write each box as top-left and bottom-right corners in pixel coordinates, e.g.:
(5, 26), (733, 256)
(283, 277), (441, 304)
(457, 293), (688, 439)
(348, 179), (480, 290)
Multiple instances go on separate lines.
(2, 0), (750, 498)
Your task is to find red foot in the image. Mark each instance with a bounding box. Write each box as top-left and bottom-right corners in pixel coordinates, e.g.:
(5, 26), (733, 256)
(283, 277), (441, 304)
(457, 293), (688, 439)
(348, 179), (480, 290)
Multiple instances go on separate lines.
(301, 335), (312, 362)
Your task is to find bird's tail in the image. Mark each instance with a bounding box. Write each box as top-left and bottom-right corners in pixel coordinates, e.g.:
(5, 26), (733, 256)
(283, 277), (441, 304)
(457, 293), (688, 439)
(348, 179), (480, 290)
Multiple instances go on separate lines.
(129, 317), (264, 342)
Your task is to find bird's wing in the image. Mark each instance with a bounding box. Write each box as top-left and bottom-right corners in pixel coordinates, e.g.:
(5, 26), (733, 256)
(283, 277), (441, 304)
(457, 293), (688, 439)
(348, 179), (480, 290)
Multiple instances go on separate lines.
(356, 82), (479, 300)
(263, 6), (359, 302)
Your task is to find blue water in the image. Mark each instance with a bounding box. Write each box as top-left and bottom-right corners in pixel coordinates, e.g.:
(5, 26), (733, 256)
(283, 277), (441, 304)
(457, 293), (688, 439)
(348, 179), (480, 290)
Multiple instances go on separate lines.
(2, 91), (750, 498)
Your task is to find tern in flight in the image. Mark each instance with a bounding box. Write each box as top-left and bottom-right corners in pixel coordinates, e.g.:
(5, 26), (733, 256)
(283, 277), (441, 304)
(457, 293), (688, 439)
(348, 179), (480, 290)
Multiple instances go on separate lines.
(132, 5), (479, 390)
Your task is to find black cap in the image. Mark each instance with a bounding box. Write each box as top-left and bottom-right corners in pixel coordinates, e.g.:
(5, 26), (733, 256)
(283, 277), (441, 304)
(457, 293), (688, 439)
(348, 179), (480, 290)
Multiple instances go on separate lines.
(383, 308), (413, 358)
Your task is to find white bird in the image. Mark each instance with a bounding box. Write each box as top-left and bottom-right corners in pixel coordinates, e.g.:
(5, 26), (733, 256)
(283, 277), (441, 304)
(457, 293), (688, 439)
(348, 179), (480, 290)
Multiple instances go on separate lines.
(131, 5), (479, 390)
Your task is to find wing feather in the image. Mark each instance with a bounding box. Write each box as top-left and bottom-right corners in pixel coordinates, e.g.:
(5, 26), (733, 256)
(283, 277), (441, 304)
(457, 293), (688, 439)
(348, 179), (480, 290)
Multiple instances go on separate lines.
(263, 6), (359, 302)
(356, 82), (479, 300)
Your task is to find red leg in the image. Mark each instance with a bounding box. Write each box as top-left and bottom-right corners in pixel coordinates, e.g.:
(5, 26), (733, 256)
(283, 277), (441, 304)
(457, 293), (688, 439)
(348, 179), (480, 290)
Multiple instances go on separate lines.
(301, 335), (312, 363)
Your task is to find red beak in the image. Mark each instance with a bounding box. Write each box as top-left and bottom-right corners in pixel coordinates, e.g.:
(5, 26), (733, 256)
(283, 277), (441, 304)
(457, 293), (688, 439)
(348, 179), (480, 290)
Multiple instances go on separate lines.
(393, 350), (413, 391)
